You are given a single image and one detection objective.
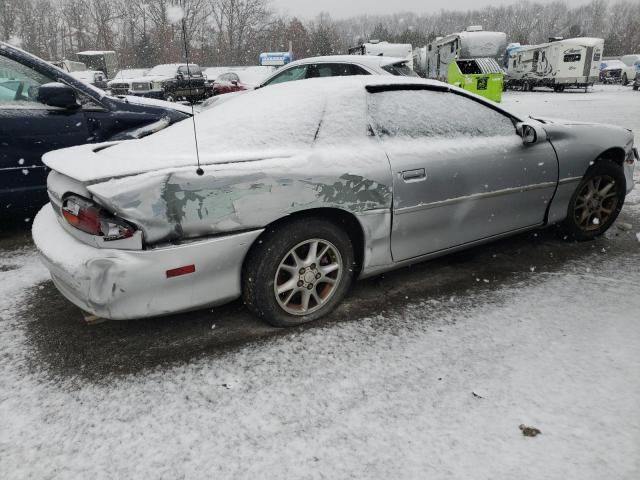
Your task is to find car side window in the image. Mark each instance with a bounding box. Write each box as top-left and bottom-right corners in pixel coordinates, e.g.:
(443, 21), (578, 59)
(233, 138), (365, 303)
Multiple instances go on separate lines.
(349, 64), (371, 75)
(368, 89), (515, 139)
(0, 54), (55, 106)
(306, 63), (370, 78)
(262, 65), (308, 86)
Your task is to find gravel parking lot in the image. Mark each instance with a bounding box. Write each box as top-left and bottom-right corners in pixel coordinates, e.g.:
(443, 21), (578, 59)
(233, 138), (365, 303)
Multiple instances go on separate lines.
(1, 85), (639, 479)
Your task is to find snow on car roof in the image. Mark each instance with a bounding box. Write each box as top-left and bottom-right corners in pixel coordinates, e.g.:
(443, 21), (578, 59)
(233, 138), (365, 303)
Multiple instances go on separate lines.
(76, 50), (116, 56)
(287, 55), (409, 68)
(601, 60), (625, 70)
(43, 76), (443, 182)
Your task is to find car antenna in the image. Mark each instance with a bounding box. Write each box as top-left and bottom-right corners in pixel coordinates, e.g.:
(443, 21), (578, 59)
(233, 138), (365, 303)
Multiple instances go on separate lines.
(179, 2), (204, 176)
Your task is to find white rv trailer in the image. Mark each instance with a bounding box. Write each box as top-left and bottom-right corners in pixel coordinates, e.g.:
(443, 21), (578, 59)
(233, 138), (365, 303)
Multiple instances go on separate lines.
(349, 41), (413, 69)
(505, 37), (603, 91)
(414, 26), (507, 80)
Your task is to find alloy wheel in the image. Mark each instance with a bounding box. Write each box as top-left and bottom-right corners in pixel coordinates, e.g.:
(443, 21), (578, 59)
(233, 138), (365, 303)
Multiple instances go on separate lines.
(274, 239), (343, 316)
(573, 175), (619, 231)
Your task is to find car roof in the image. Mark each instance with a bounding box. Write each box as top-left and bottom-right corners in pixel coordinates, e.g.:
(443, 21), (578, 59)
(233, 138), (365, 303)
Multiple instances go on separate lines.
(284, 55), (408, 68)
(151, 63), (198, 68)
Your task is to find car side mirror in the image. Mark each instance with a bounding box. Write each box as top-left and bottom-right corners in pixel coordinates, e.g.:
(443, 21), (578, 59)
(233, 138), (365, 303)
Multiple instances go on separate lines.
(37, 82), (79, 109)
(516, 122), (538, 145)
(176, 74), (184, 80)
(231, 80), (238, 86)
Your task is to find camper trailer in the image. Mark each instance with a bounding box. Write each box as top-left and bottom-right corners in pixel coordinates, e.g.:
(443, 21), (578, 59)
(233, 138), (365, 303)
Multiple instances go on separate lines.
(349, 41), (413, 69)
(414, 26), (507, 80)
(505, 37), (603, 91)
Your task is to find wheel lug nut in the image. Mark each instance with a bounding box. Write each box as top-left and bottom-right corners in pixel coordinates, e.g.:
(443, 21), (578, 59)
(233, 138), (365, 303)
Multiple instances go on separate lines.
(299, 268), (305, 274)
(297, 280), (304, 287)
(310, 263), (316, 269)
(315, 273), (321, 279)
(307, 284), (313, 290)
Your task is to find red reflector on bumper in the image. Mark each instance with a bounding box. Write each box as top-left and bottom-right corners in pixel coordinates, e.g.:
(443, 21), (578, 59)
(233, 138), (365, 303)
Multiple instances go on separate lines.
(166, 265), (196, 278)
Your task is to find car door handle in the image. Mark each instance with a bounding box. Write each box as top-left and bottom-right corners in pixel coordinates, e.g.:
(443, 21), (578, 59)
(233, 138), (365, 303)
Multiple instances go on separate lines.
(401, 168), (427, 182)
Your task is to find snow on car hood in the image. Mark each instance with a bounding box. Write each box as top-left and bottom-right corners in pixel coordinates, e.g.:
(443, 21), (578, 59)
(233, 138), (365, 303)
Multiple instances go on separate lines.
(530, 116), (598, 126)
(127, 75), (170, 83)
(119, 95), (194, 115)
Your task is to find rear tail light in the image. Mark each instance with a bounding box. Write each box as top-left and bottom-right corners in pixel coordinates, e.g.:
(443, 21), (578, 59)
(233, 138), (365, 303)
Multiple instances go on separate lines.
(62, 194), (136, 241)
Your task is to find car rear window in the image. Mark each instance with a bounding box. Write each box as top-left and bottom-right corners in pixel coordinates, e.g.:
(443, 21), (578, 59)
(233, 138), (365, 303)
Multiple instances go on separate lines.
(381, 62), (418, 77)
(368, 89), (515, 139)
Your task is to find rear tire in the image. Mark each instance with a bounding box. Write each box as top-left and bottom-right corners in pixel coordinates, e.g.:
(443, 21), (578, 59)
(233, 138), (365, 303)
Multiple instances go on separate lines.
(559, 159), (626, 241)
(242, 217), (356, 327)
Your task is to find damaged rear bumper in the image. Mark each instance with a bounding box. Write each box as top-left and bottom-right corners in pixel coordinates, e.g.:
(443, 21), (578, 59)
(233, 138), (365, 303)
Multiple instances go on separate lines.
(32, 204), (263, 320)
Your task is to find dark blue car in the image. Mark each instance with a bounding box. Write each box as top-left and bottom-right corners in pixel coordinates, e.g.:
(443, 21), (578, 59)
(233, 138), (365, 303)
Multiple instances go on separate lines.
(0, 42), (190, 216)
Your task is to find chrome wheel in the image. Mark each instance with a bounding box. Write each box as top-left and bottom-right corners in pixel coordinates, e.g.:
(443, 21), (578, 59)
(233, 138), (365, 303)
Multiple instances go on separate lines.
(274, 239), (343, 316)
(573, 175), (619, 231)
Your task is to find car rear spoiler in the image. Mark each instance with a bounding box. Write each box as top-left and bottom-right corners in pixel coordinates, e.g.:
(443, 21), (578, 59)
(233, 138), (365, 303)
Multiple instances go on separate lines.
(365, 83), (450, 94)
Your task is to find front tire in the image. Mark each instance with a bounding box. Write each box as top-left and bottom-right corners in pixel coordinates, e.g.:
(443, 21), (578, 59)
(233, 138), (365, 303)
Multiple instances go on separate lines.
(242, 217), (356, 327)
(559, 159), (626, 241)
(622, 73), (628, 85)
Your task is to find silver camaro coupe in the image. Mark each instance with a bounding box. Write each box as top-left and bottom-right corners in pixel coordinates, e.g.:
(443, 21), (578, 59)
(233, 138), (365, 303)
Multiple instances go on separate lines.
(33, 76), (637, 326)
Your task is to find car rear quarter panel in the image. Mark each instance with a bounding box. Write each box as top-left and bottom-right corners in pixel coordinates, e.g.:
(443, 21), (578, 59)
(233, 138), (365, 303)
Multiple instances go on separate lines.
(87, 142), (393, 251)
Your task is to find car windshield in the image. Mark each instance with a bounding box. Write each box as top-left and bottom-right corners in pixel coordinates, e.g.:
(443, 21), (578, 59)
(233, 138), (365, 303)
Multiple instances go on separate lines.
(146, 64), (178, 76)
(382, 62), (418, 77)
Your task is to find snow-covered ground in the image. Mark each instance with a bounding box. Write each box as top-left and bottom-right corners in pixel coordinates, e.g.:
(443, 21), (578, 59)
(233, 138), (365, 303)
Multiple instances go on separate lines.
(1, 85), (639, 479)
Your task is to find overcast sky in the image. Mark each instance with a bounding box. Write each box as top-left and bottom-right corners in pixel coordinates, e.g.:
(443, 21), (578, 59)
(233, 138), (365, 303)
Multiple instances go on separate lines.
(270, 0), (591, 19)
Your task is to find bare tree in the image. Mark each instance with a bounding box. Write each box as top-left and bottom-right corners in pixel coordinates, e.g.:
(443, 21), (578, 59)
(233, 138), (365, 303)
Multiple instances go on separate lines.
(209, 0), (272, 64)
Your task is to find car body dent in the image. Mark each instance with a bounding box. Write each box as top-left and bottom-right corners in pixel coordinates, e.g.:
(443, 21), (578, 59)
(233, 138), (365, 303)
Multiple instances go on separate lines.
(86, 144), (394, 246)
(33, 204), (262, 319)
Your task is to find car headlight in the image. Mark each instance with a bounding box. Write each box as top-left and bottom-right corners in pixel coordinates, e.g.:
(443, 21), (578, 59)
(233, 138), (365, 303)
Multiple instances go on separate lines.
(152, 81), (163, 90)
